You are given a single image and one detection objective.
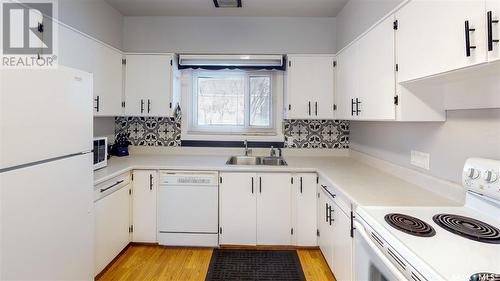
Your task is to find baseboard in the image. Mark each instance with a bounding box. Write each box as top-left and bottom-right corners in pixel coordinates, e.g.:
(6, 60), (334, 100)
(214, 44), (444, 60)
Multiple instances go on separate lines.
(95, 243), (132, 280)
(218, 245), (320, 250)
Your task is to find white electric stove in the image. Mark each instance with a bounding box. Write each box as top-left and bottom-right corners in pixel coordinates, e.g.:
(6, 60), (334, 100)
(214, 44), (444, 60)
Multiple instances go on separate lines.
(354, 158), (500, 281)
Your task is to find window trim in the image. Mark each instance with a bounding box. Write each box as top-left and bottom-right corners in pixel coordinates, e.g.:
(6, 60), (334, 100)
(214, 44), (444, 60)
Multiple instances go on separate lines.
(189, 70), (275, 135)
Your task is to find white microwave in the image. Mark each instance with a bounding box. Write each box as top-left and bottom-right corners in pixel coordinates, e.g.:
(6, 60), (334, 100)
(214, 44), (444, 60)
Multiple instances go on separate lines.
(93, 137), (107, 170)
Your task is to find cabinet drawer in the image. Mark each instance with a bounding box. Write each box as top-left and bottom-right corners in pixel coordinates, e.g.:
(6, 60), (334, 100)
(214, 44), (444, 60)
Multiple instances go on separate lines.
(318, 177), (351, 216)
(94, 173), (131, 202)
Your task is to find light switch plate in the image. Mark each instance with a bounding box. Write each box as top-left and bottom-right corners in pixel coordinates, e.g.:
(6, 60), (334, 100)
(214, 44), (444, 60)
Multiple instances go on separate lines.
(411, 150), (430, 170)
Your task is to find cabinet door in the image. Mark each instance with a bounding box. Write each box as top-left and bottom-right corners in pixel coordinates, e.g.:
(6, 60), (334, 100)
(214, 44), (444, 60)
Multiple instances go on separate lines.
(257, 173), (292, 245)
(487, 0), (500, 62)
(293, 174), (317, 246)
(317, 187), (334, 269)
(396, 0), (487, 82)
(287, 56), (335, 119)
(132, 170), (157, 242)
(59, 25), (123, 116)
(335, 45), (358, 120)
(331, 204), (353, 281)
(356, 15), (396, 120)
(94, 184), (131, 275)
(92, 43), (123, 116)
(219, 173), (257, 245)
(125, 54), (173, 117)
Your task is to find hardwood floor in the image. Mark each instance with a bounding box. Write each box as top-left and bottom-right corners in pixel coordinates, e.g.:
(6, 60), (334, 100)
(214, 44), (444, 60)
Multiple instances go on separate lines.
(96, 245), (336, 281)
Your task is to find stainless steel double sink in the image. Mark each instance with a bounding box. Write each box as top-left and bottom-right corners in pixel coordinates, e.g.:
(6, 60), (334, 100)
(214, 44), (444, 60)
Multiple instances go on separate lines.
(226, 155), (288, 166)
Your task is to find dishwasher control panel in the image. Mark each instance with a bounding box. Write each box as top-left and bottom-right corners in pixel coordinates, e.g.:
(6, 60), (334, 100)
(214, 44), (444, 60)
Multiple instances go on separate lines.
(159, 171), (219, 186)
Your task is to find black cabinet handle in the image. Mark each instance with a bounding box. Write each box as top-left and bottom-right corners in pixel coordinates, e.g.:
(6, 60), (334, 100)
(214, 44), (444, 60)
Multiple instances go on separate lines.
(251, 177), (254, 194)
(259, 177), (262, 193)
(355, 98), (361, 115)
(329, 206), (335, 225)
(299, 177), (303, 193)
(100, 180), (124, 193)
(140, 99), (144, 113)
(325, 203), (329, 222)
(147, 99), (151, 113)
(149, 174), (153, 191)
(465, 20), (477, 57)
(94, 96), (100, 112)
(351, 99), (355, 116)
(315, 102), (318, 116)
(308, 101), (311, 116)
(488, 11), (499, 51)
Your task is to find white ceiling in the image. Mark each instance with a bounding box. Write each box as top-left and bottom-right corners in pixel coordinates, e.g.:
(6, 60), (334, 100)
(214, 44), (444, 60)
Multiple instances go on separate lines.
(104, 0), (348, 17)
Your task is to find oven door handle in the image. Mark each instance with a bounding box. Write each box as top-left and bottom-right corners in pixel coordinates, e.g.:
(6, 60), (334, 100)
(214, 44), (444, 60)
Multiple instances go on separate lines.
(354, 221), (408, 281)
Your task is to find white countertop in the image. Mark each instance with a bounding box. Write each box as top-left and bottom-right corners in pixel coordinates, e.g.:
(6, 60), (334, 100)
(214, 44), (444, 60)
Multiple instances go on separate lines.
(94, 154), (462, 207)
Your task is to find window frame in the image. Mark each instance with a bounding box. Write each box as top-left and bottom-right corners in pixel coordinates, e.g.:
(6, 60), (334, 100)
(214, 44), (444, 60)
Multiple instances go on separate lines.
(189, 70), (275, 135)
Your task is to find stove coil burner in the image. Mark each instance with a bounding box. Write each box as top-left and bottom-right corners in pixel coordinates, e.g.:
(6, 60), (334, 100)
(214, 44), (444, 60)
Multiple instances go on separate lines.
(433, 214), (500, 244)
(384, 213), (436, 237)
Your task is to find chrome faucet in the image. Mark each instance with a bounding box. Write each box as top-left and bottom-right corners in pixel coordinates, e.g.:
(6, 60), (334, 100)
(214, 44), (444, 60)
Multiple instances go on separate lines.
(269, 146), (282, 158)
(243, 139), (252, 156)
(270, 146), (276, 157)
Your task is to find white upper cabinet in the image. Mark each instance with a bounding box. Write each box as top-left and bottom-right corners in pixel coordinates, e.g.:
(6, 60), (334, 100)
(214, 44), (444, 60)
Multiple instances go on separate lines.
(286, 55), (335, 119)
(335, 43), (358, 120)
(396, 0), (487, 83)
(335, 16), (396, 121)
(124, 54), (180, 117)
(356, 15), (396, 120)
(59, 25), (123, 116)
(487, 0), (500, 62)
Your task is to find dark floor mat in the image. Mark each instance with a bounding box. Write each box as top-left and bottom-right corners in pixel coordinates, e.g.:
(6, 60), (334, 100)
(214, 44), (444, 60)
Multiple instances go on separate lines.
(205, 249), (306, 281)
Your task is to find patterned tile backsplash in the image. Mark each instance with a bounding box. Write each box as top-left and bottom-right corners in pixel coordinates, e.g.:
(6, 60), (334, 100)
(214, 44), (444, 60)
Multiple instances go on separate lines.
(115, 117), (349, 149)
(284, 119), (349, 149)
(115, 117), (181, 146)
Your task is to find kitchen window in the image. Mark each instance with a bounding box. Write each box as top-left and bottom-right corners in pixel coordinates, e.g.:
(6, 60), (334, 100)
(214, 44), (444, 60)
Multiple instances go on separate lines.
(189, 71), (275, 135)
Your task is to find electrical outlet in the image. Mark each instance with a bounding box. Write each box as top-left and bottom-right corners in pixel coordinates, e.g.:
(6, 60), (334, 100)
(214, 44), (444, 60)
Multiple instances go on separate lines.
(287, 137), (294, 147)
(411, 150), (430, 170)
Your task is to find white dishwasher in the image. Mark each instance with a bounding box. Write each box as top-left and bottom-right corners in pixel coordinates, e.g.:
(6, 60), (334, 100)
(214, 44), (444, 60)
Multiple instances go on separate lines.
(158, 171), (219, 247)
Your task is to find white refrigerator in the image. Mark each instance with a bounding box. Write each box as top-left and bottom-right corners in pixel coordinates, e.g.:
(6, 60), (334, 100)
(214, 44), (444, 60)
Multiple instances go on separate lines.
(0, 66), (94, 280)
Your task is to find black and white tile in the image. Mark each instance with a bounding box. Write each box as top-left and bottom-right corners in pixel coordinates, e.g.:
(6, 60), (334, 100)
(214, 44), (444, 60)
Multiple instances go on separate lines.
(114, 117), (349, 149)
(283, 119), (349, 149)
(115, 117), (181, 146)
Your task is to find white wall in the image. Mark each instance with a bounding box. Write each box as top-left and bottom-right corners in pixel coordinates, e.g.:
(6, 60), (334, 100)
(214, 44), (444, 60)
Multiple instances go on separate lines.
(94, 117), (116, 140)
(123, 16), (336, 53)
(350, 109), (500, 184)
(58, 0), (123, 49)
(335, 0), (403, 51)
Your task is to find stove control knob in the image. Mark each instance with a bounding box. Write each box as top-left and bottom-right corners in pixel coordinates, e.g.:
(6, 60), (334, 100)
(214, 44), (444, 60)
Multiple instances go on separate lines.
(483, 170), (498, 183)
(468, 168), (480, 179)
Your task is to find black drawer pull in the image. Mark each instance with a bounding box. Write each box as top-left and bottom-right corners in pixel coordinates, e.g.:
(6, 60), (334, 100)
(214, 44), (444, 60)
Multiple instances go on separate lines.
(100, 180), (124, 193)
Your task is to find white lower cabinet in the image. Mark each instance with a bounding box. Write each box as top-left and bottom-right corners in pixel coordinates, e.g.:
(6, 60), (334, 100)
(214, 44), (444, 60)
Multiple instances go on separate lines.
(318, 180), (353, 281)
(292, 173), (318, 246)
(318, 184), (335, 269)
(94, 174), (131, 276)
(132, 170), (158, 243)
(257, 173), (292, 245)
(219, 173), (257, 245)
(219, 172), (294, 246)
